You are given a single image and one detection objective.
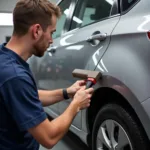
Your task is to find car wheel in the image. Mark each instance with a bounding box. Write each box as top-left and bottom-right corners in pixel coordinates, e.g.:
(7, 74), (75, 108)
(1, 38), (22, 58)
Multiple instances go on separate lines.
(92, 103), (149, 150)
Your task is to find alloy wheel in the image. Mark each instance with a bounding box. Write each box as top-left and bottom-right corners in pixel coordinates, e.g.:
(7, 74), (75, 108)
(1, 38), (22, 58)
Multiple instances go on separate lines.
(96, 119), (133, 150)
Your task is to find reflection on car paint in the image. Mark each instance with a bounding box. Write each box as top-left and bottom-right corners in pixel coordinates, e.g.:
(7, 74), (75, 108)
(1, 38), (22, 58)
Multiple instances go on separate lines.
(60, 34), (74, 46)
(100, 59), (108, 72)
(138, 15), (150, 32)
(92, 46), (105, 72)
(66, 45), (84, 50)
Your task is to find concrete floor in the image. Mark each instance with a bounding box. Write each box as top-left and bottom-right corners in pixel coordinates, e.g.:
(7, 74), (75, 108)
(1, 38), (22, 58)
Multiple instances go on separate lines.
(39, 131), (89, 150)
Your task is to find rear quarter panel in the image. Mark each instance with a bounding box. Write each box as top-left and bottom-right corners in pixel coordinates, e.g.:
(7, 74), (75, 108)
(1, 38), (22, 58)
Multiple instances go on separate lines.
(93, 0), (150, 139)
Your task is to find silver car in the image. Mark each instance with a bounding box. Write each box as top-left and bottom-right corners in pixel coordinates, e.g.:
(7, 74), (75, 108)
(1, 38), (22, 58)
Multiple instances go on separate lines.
(28, 0), (150, 149)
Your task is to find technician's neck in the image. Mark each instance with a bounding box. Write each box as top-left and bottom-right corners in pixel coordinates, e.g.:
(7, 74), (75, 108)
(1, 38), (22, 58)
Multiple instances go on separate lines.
(5, 36), (32, 61)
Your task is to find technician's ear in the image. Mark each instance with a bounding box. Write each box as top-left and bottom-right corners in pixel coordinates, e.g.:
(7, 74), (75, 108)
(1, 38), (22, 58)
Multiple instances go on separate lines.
(31, 24), (43, 40)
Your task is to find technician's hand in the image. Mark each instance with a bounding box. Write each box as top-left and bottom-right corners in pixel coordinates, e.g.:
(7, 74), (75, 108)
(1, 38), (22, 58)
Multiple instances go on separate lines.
(71, 86), (94, 111)
(67, 80), (86, 98)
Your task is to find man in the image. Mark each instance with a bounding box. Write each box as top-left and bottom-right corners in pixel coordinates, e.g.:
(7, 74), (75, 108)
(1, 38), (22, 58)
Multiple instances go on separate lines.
(0, 0), (94, 150)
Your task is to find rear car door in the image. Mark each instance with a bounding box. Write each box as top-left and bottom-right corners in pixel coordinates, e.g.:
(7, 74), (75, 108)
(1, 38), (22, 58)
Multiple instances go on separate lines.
(57, 0), (120, 129)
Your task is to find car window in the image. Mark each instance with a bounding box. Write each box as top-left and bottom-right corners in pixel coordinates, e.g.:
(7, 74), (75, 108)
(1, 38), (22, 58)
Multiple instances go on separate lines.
(70, 0), (115, 30)
(122, 0), (139, 12)
(52, 0), (71, 39)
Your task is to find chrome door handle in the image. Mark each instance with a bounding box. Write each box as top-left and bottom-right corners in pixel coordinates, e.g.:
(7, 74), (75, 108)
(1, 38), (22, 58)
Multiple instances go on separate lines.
(47, 46), (57, 53)
(87, 33), (107, 42)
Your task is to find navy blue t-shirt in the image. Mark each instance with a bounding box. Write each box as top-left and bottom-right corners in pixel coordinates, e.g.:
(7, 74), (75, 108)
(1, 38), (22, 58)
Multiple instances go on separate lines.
(0, 43), (47, 150)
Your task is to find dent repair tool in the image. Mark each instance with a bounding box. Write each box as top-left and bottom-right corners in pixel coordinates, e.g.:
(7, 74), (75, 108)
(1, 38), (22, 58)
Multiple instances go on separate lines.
(72, 69), (102, 88)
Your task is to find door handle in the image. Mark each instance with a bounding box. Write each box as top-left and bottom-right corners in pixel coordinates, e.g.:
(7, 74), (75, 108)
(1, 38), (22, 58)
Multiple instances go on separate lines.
(86, 33), (107, 42)
(47, 46), (57, 53)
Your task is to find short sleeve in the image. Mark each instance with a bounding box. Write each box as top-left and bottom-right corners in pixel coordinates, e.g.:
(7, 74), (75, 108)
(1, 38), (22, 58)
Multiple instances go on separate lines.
(0, 76), (47, 131)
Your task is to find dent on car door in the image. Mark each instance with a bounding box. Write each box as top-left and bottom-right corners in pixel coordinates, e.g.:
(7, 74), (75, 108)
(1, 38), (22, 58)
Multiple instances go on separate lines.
(57, 0), (120, 129)
(37, 0), (72, 115)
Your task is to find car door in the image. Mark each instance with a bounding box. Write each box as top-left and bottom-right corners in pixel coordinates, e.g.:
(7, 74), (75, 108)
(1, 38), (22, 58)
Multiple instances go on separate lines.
(57, 0), (120, 129)
(36, 0), (73, 115)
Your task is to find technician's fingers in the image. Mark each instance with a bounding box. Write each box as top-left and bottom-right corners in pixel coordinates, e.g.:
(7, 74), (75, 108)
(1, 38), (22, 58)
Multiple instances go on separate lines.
(78, 80), (86, 86)
(85, 88), (94, 94)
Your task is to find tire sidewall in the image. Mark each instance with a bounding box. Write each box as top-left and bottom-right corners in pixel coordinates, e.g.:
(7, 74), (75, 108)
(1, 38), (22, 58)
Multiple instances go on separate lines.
(92, 104), (148, 150)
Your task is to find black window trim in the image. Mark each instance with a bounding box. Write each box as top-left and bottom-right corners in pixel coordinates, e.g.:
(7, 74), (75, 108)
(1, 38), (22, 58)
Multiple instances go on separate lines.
(111, 0), (119, 15)
(120, 0), (140, 15)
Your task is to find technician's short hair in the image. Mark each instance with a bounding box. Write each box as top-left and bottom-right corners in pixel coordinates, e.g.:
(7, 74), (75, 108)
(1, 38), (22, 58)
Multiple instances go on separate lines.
(13, 0), (61, 36)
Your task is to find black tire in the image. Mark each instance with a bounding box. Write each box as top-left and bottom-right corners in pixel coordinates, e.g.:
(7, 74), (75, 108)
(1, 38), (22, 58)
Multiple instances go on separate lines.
(92, 103), (149, 150)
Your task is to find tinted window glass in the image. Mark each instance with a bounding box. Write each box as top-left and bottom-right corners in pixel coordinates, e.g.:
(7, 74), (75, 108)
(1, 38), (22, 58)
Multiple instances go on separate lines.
(122, 0), (138, 12)
(70, 0), (115, 30)
(52, 0), (71, 39)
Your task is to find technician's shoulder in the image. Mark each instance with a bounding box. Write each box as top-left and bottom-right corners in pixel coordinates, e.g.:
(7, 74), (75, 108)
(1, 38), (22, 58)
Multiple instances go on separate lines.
(0, 52), (29, 87)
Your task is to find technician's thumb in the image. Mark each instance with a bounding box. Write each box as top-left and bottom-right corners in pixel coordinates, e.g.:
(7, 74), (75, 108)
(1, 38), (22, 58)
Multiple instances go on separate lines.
(79, 86), (86, 91)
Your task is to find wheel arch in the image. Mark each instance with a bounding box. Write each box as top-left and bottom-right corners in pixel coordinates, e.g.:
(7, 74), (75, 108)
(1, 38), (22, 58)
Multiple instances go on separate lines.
(86, 86), (150, 144)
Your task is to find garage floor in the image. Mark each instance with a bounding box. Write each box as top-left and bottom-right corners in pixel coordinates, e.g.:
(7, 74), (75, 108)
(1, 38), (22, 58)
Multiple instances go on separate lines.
(39, 131), (89, 150)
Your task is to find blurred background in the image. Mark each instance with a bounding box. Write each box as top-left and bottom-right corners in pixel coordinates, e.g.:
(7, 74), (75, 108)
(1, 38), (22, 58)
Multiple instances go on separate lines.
(0, 0), (58, 43)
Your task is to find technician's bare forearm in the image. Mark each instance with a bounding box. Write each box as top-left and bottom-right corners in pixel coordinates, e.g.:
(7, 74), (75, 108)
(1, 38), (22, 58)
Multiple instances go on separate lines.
(38, 90), (64, 106)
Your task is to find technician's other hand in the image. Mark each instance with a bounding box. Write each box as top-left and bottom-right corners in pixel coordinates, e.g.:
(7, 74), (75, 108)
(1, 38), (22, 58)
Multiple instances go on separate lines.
(71, 86), (94, 112)
(67, 80), (86, 98)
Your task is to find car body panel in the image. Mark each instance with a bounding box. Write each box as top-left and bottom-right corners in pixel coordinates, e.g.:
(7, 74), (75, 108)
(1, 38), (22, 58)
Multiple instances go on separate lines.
(91, 0), (150, 140)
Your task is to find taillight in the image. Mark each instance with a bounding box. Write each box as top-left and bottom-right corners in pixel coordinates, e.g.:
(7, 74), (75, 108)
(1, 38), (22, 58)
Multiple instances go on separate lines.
(147, 31), (150, 39)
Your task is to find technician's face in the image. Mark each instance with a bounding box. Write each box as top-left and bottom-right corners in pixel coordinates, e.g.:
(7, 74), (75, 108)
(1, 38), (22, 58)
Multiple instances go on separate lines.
(33, 15), (57, 57)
